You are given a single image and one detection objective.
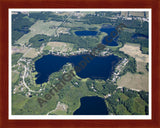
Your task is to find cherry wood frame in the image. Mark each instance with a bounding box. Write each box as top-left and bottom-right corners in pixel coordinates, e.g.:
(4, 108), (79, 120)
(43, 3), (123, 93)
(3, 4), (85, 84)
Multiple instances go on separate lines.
(0, 0), (160, 128)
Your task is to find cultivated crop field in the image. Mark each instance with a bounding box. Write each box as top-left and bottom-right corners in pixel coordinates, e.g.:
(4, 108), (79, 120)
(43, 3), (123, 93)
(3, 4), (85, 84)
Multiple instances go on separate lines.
(119, 43), (149, 63)
(117, 43), (149, 91)
(117, 72), (148, 91)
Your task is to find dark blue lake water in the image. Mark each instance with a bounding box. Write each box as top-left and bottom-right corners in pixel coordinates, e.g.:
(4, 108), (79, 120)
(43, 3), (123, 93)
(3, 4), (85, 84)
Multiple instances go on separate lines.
(75, 31), (98, 36)
(73, 96), (108, 115)
(38, 39), (44, 41)
(132, 33), (148, 39)
(35, 54), (120, 84)
(100, 25), (119, 46)
(75, 24), (119, 46)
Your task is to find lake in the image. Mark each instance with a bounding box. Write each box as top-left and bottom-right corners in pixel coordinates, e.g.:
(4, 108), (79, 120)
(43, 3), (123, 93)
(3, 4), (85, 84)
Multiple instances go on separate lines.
(75, 31), (98, 36)
(100, 25), (119, 46)
(75, 24), (119, 46)
(132, 33), (148, 39)
(73, 96), (108, 115)
(35, 54), (121, 84)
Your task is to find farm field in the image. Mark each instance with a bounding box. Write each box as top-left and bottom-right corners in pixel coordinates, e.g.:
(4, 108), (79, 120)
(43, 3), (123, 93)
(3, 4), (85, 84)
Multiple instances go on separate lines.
(23, 48), (39, 58)
(12, 46), (29, 54)
(117, 72), (148, 91)
(117, 43), (149, 91)
(45, 41), (73, 52)
(119, 43), (149, 63)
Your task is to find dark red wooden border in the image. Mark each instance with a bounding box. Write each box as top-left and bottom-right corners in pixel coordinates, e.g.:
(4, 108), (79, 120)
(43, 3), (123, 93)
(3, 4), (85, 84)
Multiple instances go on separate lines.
(0, 0), (160, 128)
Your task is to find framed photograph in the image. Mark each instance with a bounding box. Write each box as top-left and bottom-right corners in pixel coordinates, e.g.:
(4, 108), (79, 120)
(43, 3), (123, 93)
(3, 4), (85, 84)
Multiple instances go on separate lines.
(9, 8), (151, 120)
(0, 0), (160, 128)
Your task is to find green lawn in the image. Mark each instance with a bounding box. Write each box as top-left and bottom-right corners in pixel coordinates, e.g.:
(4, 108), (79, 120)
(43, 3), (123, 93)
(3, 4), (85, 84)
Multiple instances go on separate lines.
(123, 27), (136, 33)
(43, 45), (52, 51)
(12, 53), (23, 65)
(12, 94), (29, 115)
(12, 71), (20, 84)
(52, 110), (67, 115)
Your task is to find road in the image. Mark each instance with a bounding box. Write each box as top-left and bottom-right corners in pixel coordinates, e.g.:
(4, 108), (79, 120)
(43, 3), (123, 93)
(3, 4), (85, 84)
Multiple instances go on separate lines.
(22, 65), (39, 93)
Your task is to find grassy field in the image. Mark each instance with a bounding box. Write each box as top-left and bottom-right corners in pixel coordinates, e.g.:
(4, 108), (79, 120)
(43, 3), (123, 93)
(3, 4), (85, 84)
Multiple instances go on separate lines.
(45, 41), (73, 52)
(53, 110), (67, 115)
(63, 21), (94, 28)
(121, 11), (145, 17)
(129, 12), (145, 17)
(12, 71), (20, 84)
(123, 27), (136, 33)
(43, 45), (52, 51)
(119, 43), (149, 63)
(117, 72), (148, 91)
(117, 43), (149, 91)
(12, 46), (29, 54)
(136, 61), (148, 73)
(12, 93), (59, 115)
(23, 48), (39, 58)
(12, 53), (23, 65)
(12, 94), (29, 114)
(57, 27), (70, 35)
(48, 102), (68, 115)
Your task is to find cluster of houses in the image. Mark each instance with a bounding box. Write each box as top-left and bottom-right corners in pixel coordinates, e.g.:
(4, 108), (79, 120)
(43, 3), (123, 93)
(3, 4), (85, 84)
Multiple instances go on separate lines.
(49, 47), (113, 57)
(111, 58), (128, 83)
(109, 12), (149, 22)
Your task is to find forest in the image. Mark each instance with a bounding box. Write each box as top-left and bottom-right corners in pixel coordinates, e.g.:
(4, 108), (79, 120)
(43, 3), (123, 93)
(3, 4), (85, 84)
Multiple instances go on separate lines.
(28, 34), (50, 48)
(12, 12), (35, 45)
